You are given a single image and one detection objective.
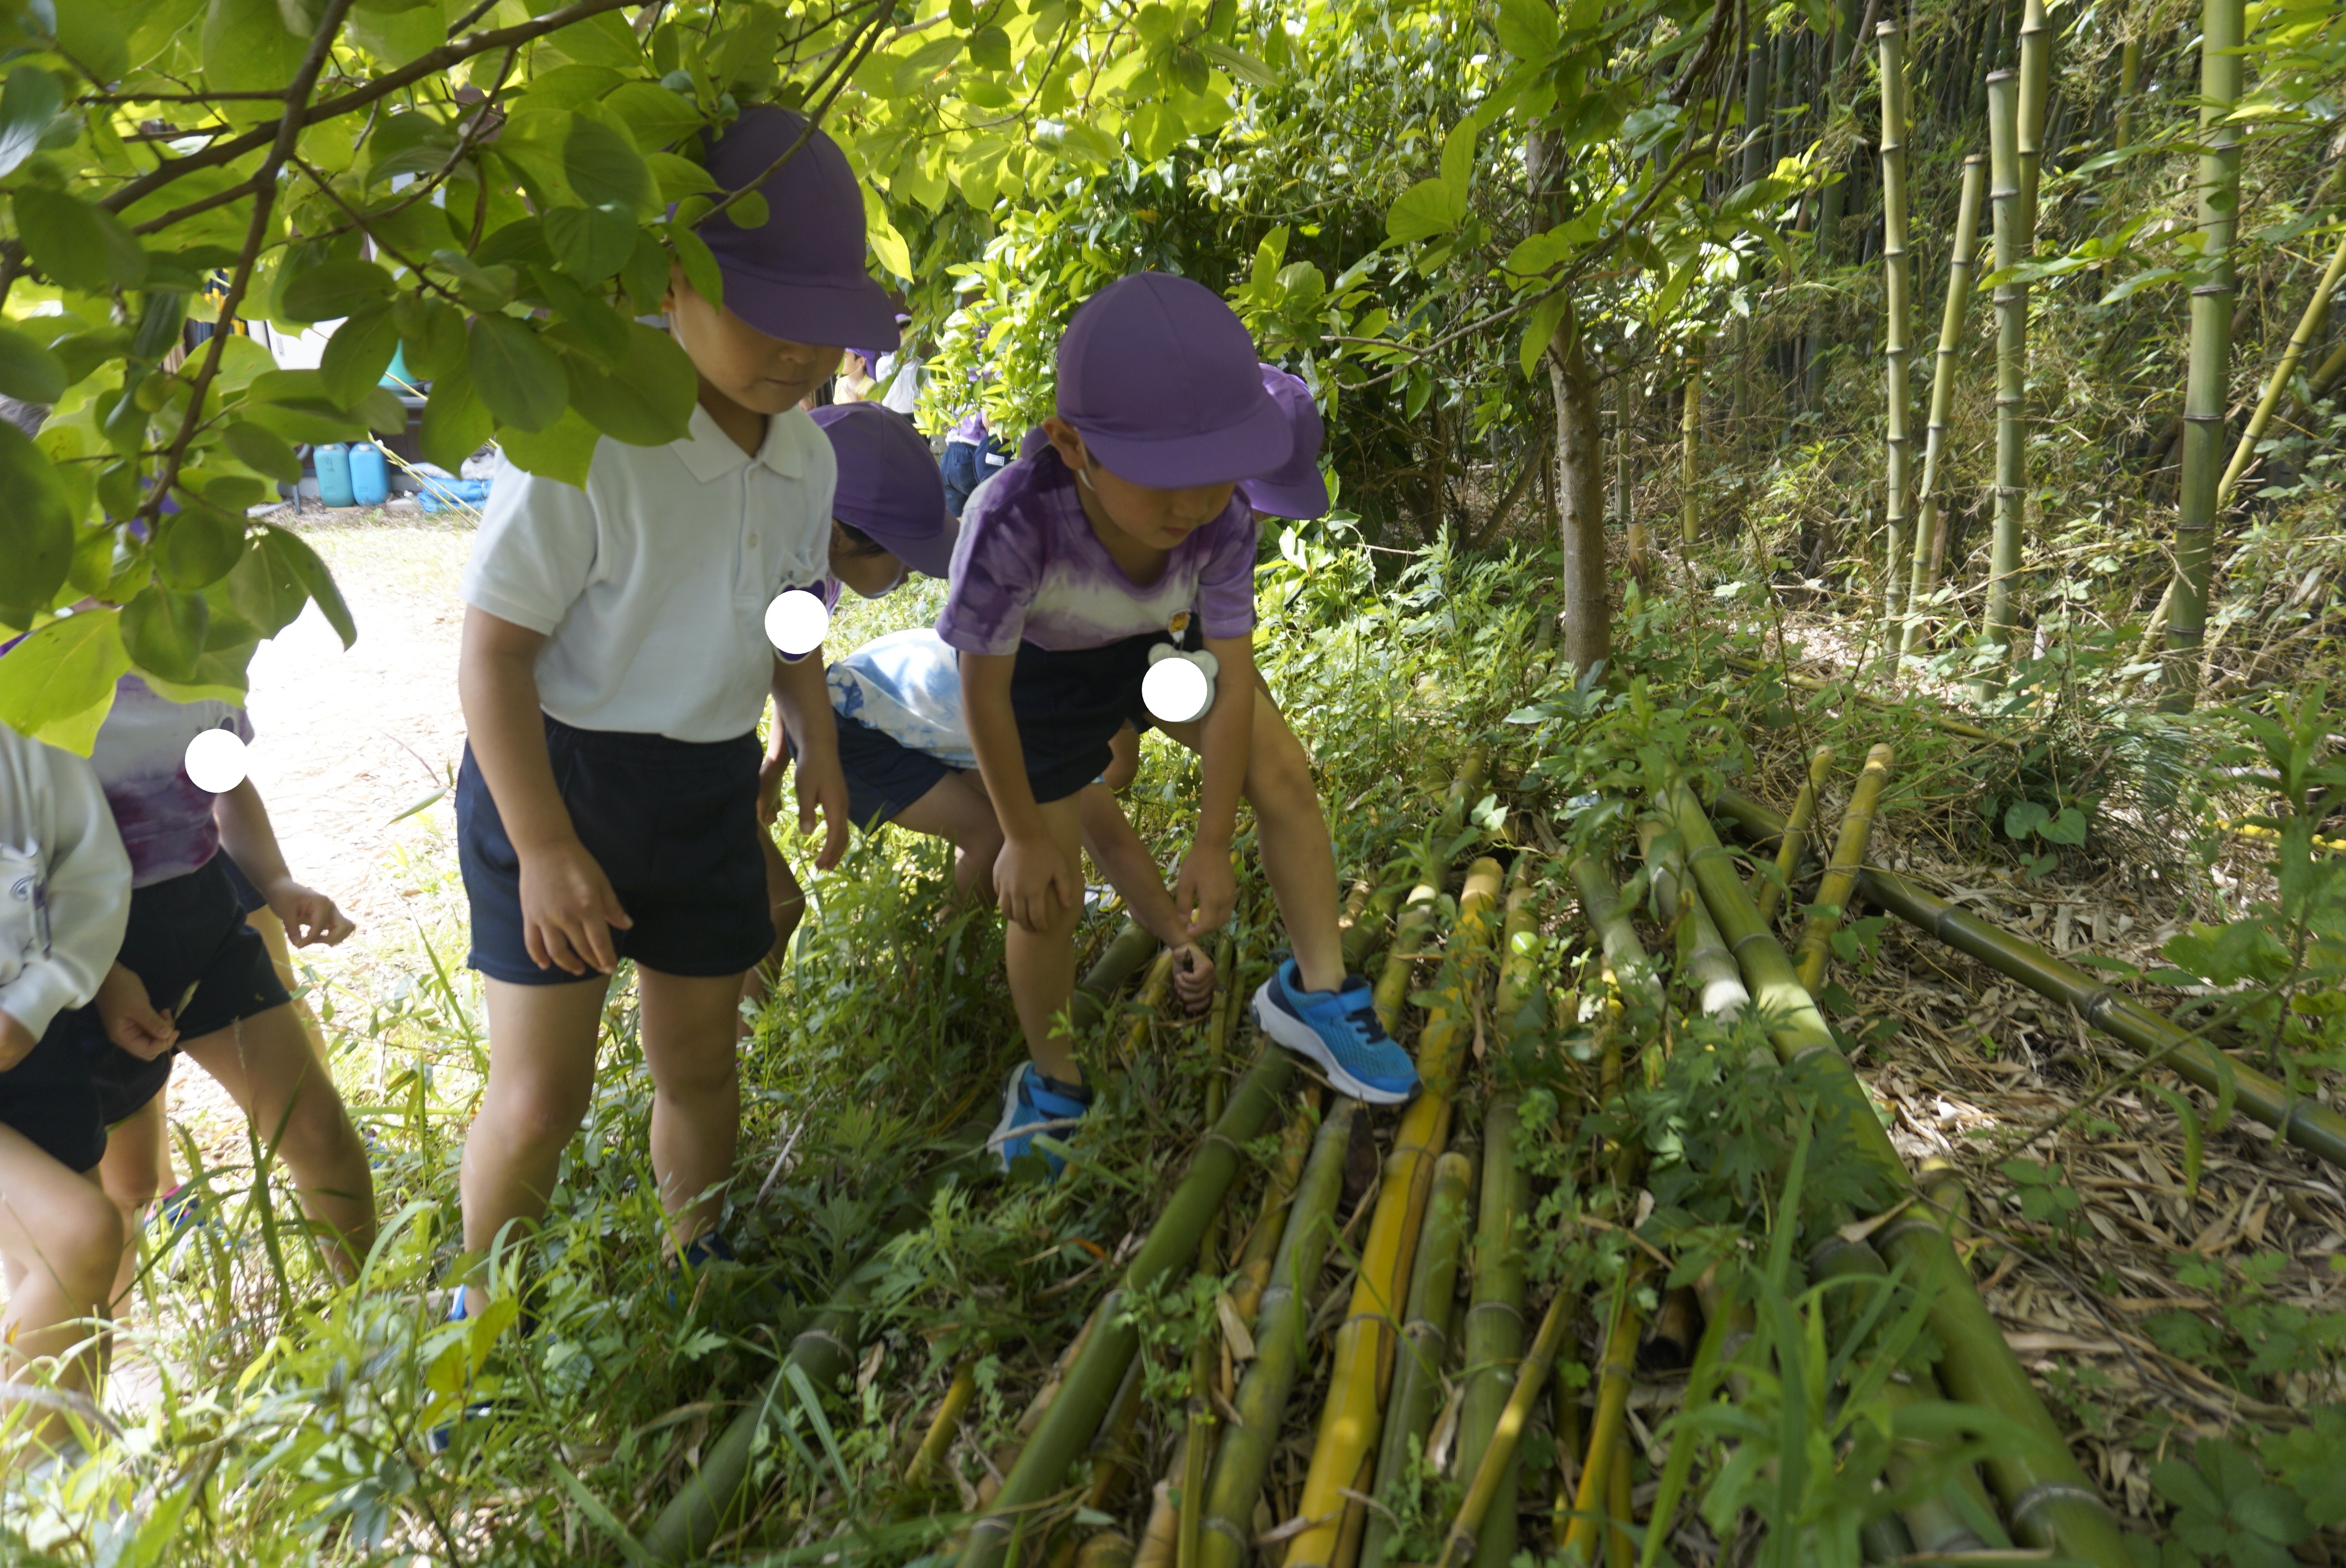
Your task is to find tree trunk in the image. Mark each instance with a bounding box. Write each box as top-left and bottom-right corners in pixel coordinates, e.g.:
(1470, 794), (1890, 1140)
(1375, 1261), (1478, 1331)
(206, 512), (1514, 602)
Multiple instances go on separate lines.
(2162, 0), (2245, 709)
(1680, 338), (1705, 546)
(1982, 70), (2028, 687)
(1551, 305), (1610, 678)
(1741, 22), (1773, 188)
(1876, 20), (1915, 638)
(1770, 18), (1800, 170)
(1904, 153), (1987, 652)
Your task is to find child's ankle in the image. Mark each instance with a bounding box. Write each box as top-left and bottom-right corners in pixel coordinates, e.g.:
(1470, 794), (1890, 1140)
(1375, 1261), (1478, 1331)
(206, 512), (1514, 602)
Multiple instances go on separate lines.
(1033, 1067), (1092, 1102)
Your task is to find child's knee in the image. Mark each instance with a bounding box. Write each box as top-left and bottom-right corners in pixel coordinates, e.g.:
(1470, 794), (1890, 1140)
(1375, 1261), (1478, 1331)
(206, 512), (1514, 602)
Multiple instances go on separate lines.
(1250, 729), (1321, 811)
(37, 1185), (125, 1299)
(652, 1049), (738, 1104)
(487, 1075), (595, 1149)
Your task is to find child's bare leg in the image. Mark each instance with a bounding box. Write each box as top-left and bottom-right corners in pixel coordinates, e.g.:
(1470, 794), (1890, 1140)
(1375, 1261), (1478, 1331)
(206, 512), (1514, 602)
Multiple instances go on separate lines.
(1165, 683), (1344, 991)
(247, 907), (329, 1066)
(739, 834), (806, 1033)
(893, 771), (1005, 903)
(637, 969), (746, 1251)
(459, 977), (608, 1311)
(1003, 796), (1087, 1084)
(94, 1096), (166, 1311)
(183, 1005), (377, 1281)
(0, 1127), (123, 1460)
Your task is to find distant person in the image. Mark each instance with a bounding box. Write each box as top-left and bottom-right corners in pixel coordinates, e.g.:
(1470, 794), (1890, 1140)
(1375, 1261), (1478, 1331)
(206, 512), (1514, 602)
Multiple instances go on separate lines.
(834, 349), (879, 403)
(875, 327), (921, 416)
(940, 274), (1411, 1178)
(446, 107), (893, 1353)
(940, 411), (1012, 517)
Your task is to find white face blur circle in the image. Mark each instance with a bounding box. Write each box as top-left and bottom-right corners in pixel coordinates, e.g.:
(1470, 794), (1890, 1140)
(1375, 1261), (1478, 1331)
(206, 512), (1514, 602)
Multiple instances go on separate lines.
(764, 590), (831, 658)
(183, 728), (250, 794)
(1142, 654), (1214, 725)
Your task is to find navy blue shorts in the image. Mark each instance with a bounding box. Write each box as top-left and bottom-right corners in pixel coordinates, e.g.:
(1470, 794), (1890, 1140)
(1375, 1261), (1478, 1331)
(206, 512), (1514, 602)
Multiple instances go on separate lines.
(818, 714), (959, 829)
(1, 1015), (110, 1173)
(456, 715), (773, 986)
(1012, 632), (1171, 803)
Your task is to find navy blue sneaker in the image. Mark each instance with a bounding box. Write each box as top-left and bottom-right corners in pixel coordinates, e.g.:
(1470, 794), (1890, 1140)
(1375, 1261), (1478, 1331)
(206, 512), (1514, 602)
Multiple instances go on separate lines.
(668, 1231), (736, 1307)
(1252, 958), (1420, 1105)
(429, 1289), (502, 1456)
(989, 1064), (1092, 1178)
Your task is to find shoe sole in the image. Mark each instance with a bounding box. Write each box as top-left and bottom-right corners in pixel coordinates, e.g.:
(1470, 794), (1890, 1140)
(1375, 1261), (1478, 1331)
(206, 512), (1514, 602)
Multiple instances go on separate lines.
(1251, 979), (1418, 1106)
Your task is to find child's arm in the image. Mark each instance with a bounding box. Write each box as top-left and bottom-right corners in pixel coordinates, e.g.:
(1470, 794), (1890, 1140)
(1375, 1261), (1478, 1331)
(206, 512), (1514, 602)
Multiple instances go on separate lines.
(1077, 785), (1215, 1013)
(1174, 633), (1256, 941)
(770, 654), (849, 870)
(458, 607), (633, 976)
(962, 650), (1080, 932)
(0, 741), (131, 1070)
(213, 780), (354, 947)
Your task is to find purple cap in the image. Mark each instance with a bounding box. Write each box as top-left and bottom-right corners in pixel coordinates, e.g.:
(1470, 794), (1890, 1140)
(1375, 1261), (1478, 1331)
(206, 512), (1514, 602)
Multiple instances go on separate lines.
(1235, 365), (1328, 520)
(694, 108), (899, 352)
(810, 404), (956, 577)
(1018, 424), (1049, 461)
(1055, 272), (1290, 489)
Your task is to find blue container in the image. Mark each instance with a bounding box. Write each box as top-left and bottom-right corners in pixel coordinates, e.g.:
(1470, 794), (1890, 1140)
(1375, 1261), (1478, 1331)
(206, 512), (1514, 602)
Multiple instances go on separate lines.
(348, 441), (388, 506)
(419, 476), (492, 514)
(381, 343), (411, 389)
(314, 443), (354, 507)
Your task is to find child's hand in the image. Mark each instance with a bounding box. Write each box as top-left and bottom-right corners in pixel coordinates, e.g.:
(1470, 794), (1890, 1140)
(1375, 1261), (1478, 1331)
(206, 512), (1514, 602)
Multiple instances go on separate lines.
(756, 750), (790, 827)
(1169, 942), (1215, 1016)
(995, 835), (1080, 933)
(96, 963), (178, 1059)
(518, 838), (633, 976)
(269, 881), (355, 947)
(1172, 847), (1237, 941)
(792, 749), (852, 871)
(0, 1010), (37, 1072)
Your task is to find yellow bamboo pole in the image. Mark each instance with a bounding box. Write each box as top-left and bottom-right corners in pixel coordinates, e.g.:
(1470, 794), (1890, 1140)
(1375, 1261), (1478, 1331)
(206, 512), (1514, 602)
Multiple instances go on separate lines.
(1282, 859), (1505, 1568)
(1755, 745), (1835, 924)
(2218, 229), (2346, 504)
(1792, 742), (1894, 993)
(905, 1360), (979, 1486)
(1560, 1275), (1646, 1565)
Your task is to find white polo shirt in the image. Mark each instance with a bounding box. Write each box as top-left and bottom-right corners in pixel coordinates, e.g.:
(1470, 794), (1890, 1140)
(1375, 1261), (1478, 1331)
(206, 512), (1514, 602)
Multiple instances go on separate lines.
(461, 405), (837, 743)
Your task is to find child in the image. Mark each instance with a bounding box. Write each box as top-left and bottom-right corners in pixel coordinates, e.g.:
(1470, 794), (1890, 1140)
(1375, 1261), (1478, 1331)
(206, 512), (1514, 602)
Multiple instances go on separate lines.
(940, 272), (1416, 1174)
(450, 106), (892, 1312)
(71, 675), (372, 1296)
(0, 720), (130, 1463)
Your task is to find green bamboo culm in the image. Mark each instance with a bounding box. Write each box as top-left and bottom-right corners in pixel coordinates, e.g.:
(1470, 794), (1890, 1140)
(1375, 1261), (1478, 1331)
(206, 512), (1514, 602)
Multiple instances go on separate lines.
(1756, 745), (1835, 924)
(1071, 919), (1167, 1036)
(1903, 154), (1987, 652)
(1358, 1150), (1475, 1568)
(1981, 69), (2027, 689)
(1791, 741), (1894, 994)
(2219, 230), (2346, 504)
(2161, 0), (2246, 710)
(2014, 0), (2050, 234)
(1709, 787), (2346, 1170)
(2113, 35), (2142, 149)
(1455, 1096), (1532, 1568)
(1668, 786), (2133, 1568)
(959, 1050), (1298, 1568)
(1197, 1099), (1357, 1568)
(1876, 20), (1915, 635)
(1636, 817), (1750, 1025)
(1569, 855), (1664, 1019)
(1437, 1282), (1579, 1568)
(1679, 337), (1704, 545)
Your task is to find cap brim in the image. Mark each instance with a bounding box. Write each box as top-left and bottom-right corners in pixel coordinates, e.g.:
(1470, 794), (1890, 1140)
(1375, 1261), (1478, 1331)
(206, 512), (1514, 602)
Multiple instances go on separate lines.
(855, 507), (959, 579)
(720, 269), (903, 351)
(1072, 393), (1293, 490)
(1237, 468), (1329, 521)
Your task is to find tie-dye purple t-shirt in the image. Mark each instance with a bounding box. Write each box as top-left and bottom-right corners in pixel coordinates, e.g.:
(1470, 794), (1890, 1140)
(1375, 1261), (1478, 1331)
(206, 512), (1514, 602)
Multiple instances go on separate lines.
(89, 675), (252, 888)
(936, 446), (1258, 657)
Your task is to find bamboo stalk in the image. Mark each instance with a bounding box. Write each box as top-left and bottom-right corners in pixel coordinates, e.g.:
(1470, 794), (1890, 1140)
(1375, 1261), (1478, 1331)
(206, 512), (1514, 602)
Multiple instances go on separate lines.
(960, 1051), (1300, 1568)
(2113, 37), (2141, 149)
(1792, 741), (1895, 993)
(1456, 1097), (1531, 1568)
(1758, 745), (1837, 924)
(1604, 1431), (1635, 1568)
(1282, 860), (1505, 1568)
(1231, 1103), (1323, 1324)
(2161, 0), (2246, 710)
(1904, 155), (1987, 652)
(1638, 817), (1751, 1024)
(1046, 1358), (1152, 1568)
(2014, 0), (2050, 238)
(1877, 20), (1916, 632)
(1077, 1535), (1138, 1568)
(1559, 1277), (1646, 1565)
(1135, 1484), (1179, 1568)
(1340, 879), (1402, 974)
(1074, 920), (1169, 1036)
(1569, 856), (1663, 1019)
(905, 1360), (979, 1486)
(1680, 339), (1704, 546)
(1373, 879), (1447, 1033)
(1199, 1100), (1357, 1568)
(1438, 1280), (1582, 1568)
(1359, 1151), (1474, 1568)
(1439, 747), (1494, 838)
(2218, 229), (2346, 503)
(1670, 788), (2133, 1568)
(1982, 70), (2026, 686)
(1710, 787), (2346, 1169)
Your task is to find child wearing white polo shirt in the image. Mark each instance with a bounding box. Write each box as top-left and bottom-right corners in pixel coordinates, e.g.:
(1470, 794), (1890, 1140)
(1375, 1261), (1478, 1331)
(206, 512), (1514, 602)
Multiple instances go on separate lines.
(448, 107), (899, 1333)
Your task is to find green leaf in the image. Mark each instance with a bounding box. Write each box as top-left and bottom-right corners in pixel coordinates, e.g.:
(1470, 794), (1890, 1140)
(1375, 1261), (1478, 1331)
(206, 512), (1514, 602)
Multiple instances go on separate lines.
(200, 0), (307, 95)
(2003, 800), (2051, 841)
(1129, 102), (1184, 164)
(1198, 40), (1276, 87)
(225, 528), (309, 638)
(281, 259), (397, 324)
(1386, 177), (1466, 244)
(121, 584), (209, 682)
(0, 65), (63, 179)
(499, 405), (600, 487)
(1439, 118), (1479, 193)
(565, 115), (654, 214)
(669, 224), (724, 310)
(1519, 291), (1569, 378)
(468, 315), (569, 433)
(534, 268), (630, 365)
(221, 421), (302, 485)
(2229, 1486), (2311, 1546)
(645, 151), (719, 205)
(607, 82), (707, 151)
(1494, 0), (1559, 60)
(13, 187), (147, 288)
(2152, 1459), (2226, 1521)
(564, 322), (695, 446)
(318, 304), (401, 408)
(621, 230), (671, 316)
(420, 361), (494, 470)
(0, 323), (66, 405)
(544, 203), (638, 283)
(0, 608), (131, 754)
(154, 502), (248, 592)
(2040, 804), (2089, 846)
(547, 10), (640, 69)
(0, 422), (74, 628)
(260, 524), (354, 648)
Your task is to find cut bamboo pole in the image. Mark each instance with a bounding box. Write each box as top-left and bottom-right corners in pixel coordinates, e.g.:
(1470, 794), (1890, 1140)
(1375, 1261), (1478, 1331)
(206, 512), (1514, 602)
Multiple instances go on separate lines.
(1604, 1433), (1635, 1568)
(1135, 1484), (1179, 1568)
(1710, 787), (2346, 1170)
(1077, 1533), (1139, 1568)
(1282, 860), (1505, 1568)
(1982, 69), (2027, 686)
(1668, 787), (2133, 1568)
(1198, 1099), (1357, 1568)
(1359, 1151), (1474, 1568)
(1756, 745), (1836, 923)
(1637, 817), (1751, 1025)
(1044, 1358), (1151, 1568)
(1438, 1280), (1582, 1568)
(1456, 1097), (1531, 1568)
(2218, 229), (2346, 504)
(1559, 1276), (1647, 1565)
(1230, 1103), (1323, 1324)
(1373, 879), (1446, 1034)
(1569, 856), (1664, 1019)
(1439, 747), (1494, 838)
(1792, 741), (1894, 994)
(905, 1359), (979, 1487)
(1073, 919), (1168, 1036)
(1877, 20), (1916, 632)
(1904, 154), (1987, 652)
(960, 1051), (1300, 1568)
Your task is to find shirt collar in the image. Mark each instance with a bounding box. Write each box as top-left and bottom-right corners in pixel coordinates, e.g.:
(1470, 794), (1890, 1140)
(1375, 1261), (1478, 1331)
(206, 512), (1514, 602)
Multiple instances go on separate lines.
(671, 403), (814, 484)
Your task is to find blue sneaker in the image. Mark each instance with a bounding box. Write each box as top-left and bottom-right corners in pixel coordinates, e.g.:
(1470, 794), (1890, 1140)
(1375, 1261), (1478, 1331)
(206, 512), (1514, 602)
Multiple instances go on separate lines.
(989, 1064), (1093, 1178)
(429, 1290), (501, 1456)
(1252, 959), (1420, 1105)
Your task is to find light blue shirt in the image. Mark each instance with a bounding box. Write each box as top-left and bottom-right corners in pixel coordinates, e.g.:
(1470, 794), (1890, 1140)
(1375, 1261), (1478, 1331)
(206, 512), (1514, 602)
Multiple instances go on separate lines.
(828, 629), (976, 769)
